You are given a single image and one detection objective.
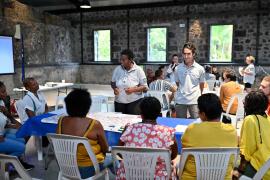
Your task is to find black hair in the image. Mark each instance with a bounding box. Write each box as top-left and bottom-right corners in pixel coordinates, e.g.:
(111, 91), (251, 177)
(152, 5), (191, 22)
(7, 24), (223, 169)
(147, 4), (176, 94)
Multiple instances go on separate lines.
(121, 49), (134, 60)
(64, 89), (92, 117)
(155, 69), (163, 79)
(198, 93), (223, 121)
(205, 65), (212, 73)
(158, 65), (166, 70)
(172, 54), (178, 58)
(244, 90), (268, 116)
(140, 97), (161, 120)
(0, 81), (4, 88)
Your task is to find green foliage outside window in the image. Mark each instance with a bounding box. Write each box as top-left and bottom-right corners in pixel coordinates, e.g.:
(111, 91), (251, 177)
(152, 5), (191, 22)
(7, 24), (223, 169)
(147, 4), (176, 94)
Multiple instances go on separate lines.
(147, 28), (167, 62)
(209, 25), (233, 62)
(94, 30), (111, 62)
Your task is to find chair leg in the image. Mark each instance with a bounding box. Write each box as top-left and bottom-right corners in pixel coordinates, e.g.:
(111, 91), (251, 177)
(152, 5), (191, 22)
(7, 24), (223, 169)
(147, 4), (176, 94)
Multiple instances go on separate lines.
(44, 144), (54, 170)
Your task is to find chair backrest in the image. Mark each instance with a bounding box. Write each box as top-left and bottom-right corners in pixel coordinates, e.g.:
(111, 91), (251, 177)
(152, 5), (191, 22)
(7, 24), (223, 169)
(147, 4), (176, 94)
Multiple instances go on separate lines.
(253, 157), (270, 180)
(111, 146), (171, 180)
(206, 80), (216, 91)
(0, 154), (32, 180)
(235, 93), (247, 120)
(179, 147), (239, 180)
(47, 133), (100, 180)
(14, 99), (26, 124)
(90, 95), (108, 113)
(147, 90), (169, 110)
(55, 96), (66, 111)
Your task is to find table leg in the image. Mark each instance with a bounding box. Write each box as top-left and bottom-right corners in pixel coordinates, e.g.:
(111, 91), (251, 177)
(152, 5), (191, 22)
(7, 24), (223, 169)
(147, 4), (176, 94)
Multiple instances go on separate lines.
(34, 136), (43, 161)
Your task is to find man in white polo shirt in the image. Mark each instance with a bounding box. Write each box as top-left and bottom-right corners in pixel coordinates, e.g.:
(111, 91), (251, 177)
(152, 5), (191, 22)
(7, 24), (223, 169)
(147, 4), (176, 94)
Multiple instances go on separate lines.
(174, 42), (205, 118)
(111, 49), (148, 115)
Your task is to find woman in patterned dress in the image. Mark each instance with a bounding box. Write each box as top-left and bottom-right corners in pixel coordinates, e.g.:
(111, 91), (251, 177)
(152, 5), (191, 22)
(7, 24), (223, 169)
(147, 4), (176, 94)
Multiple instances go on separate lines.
(116, 96), (178, 179)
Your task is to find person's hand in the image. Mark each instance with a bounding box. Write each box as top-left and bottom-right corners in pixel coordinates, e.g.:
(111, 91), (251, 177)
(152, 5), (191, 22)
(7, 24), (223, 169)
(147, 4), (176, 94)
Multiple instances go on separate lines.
(125, 88), (134, 95)
(114, 88), (120, 95)
(0, 106), (8, 115)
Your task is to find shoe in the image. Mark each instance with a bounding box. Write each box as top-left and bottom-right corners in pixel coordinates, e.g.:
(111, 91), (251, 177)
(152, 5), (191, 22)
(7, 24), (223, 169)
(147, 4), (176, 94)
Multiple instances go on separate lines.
(19, 160), (35, 171)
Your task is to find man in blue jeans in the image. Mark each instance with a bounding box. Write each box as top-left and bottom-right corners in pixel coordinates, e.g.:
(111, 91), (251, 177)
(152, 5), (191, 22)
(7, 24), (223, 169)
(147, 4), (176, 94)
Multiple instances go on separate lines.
(0, 81), (34, 170)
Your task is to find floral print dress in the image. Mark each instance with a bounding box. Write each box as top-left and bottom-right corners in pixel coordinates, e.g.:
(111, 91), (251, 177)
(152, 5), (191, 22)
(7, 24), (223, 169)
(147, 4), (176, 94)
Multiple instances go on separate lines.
(116, 123), (176, 180)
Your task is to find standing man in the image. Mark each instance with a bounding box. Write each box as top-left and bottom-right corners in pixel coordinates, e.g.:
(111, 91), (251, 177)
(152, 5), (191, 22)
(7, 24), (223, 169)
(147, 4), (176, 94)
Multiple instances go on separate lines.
(259, 76), (270, 115)
(174, 42), (205, 119)
(111, 49), (148, 115)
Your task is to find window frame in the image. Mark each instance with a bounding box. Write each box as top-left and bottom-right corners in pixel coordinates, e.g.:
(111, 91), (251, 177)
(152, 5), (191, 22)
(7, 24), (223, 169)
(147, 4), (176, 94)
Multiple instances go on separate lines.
(208, 24), (234, 64)
(146, 26), (168, 63)
(92, 29), (112, 62)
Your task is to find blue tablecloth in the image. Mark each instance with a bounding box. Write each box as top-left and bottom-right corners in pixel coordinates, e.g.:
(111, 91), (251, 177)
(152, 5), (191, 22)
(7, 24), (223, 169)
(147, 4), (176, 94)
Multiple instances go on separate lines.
(16, 113), (195, 153)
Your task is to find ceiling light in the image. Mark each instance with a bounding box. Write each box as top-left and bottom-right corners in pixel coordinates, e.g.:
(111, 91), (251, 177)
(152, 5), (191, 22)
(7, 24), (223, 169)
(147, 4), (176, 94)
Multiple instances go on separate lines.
(80, 0), (91, 8)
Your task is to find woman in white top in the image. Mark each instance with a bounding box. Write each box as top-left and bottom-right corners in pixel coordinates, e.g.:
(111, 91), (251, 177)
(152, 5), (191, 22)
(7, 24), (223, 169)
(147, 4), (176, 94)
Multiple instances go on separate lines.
(241, 55), (256, 92)
(111, 49), (148, 115)
(166, 54), (179, 85)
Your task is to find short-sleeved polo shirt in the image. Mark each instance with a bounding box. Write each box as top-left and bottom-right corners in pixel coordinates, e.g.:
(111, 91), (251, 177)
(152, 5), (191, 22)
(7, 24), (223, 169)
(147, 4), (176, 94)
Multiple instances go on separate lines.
(174, 61), (205, 104)
(112, 62), (148, 104)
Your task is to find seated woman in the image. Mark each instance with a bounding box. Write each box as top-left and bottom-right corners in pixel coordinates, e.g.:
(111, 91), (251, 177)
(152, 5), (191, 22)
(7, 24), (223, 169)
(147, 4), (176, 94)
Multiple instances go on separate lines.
(181, 93), (238, 179)
(56, 89), (109, 178)
(220, 68), (242, 115)
(0, 81), (33, 170)
(149, 69), (177, 102)
(117, 96), (178, 179)
(238, 90), (270, 179)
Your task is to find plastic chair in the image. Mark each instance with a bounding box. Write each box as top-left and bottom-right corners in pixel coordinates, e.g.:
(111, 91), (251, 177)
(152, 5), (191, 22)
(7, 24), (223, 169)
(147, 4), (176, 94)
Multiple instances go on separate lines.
(239, 158), (270, 180)
(55, 96), (66, 111)
(220, 92), (247, 127)
(0, 154), (40, 180)
(90, 95), (109, 113)
(206, 79), (216, 91)
(47, 133), (109, 180)
(111, 146), (171, 180)
(14, 99), (26, 124)
(147, 90), (170, 117)
(179, 147), (239, 180)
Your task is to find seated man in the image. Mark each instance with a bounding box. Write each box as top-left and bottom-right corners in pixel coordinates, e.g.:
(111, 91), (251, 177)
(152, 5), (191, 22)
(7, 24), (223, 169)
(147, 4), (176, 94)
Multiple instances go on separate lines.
(22, 77), (48, 123)
(0, 81), (34, 170)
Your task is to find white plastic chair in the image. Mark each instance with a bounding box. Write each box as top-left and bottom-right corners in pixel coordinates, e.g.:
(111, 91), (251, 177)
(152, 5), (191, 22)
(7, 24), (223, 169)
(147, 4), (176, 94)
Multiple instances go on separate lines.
(90, 95), (109, 113)
(14, 99), (26, 124)
(147, 90), (170, 117)
(239, 158), (270, 180)
(206, 79), (216, 91)
(55, 96), (66, 111)
(47, 133), (109, 180)
(111, 146), (171, 180)
(0, 154), (40, 180)
(220, 92), (247, 127)
(179, 147), (239, 180)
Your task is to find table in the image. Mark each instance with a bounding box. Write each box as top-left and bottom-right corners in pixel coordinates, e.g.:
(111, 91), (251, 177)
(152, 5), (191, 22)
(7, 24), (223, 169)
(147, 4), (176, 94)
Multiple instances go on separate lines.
(16, 111), (195, 160)
(13, 82), (74, 98)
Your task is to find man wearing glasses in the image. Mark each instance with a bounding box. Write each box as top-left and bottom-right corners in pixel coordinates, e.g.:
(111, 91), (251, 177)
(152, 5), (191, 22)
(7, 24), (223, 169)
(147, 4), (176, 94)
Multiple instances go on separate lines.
(174, 42), (205, 119)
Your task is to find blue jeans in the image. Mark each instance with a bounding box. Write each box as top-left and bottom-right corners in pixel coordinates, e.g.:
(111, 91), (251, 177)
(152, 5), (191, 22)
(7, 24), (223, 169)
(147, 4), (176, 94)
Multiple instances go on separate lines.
(0, 129), (25, 157)
(79, 163), (104, 179)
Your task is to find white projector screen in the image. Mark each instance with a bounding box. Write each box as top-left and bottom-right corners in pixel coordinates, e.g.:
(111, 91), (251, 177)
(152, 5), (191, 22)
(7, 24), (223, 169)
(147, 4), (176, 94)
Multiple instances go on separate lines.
(0, 36), (15, 74)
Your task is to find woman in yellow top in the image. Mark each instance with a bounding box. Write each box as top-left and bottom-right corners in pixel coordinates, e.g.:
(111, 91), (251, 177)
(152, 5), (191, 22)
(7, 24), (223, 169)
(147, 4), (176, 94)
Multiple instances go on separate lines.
(220, 68), (242, 114)
(181, 93), (238, 179)
(56, 89), (108, 179)
(238, 90), (270, 179)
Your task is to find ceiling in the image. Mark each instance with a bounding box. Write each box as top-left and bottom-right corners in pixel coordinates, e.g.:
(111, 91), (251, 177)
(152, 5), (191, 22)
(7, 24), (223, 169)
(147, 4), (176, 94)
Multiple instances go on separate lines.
(17, 0), (253, 14)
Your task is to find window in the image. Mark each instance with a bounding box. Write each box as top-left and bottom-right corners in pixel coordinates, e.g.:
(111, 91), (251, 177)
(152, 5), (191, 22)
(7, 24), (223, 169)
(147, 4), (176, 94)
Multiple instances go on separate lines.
(94, 30), (111, 62)
(209, 25), (233, 62)
(147, 27), (167, 62)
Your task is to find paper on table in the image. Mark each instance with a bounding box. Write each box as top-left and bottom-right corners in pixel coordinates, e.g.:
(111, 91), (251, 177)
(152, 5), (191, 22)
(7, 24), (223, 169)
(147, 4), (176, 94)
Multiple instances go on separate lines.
(175, 125), (188, 133)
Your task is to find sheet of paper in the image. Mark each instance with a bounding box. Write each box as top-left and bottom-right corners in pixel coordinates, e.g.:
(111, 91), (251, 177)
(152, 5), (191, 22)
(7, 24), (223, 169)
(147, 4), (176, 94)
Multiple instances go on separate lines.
(41, 113), (66, 124)
(175, 125), (188, 133)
